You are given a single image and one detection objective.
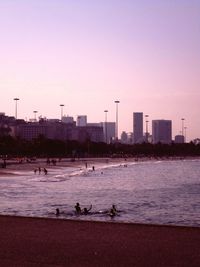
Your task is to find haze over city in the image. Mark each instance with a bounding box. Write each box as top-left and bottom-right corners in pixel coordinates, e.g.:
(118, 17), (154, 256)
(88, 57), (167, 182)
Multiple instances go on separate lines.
(0, 0), (200, 141)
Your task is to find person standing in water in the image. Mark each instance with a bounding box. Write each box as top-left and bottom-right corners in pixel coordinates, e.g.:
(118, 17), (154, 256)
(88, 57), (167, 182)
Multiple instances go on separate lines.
(75, 202), (81, 214)
(109, 205), (117, 217)
(56, 208), (60, 216)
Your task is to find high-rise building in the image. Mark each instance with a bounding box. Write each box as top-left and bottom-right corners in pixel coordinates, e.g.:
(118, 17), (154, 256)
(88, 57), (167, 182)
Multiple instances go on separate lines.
(101, 122), (115, 143)
(152, 120), (172, 144)
(133, 112), (143, 143)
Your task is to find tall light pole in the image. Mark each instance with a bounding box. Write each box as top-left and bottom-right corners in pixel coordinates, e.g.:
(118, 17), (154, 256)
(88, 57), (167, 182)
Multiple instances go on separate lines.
(181, 118), (185, 142)
(60, 104), (64, 121)
(33, 110), (38, 122)
(13, 98), (20, 119)
(184, 126), (187, 143)
(145, 114), (149, 142)
(104, 110), (108, 143)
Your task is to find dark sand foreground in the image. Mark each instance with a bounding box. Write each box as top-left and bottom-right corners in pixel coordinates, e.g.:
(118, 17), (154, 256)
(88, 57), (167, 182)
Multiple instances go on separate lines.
(0, 216), (200, 267)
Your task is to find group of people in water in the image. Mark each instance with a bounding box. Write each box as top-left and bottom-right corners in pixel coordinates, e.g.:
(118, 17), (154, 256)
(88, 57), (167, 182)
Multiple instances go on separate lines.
(56, 203), (118, 218)
(34, 167), (48, 175)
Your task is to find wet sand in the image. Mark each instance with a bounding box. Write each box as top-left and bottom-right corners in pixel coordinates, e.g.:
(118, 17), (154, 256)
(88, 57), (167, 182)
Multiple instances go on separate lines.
(0, 215), (199, 267)
(0, 157), (129, 177)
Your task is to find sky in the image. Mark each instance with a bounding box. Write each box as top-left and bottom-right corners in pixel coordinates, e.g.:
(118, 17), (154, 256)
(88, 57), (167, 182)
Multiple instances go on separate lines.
(0, 0), (200, 141)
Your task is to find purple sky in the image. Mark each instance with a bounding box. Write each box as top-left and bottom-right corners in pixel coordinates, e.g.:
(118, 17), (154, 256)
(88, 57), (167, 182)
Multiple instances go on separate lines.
(0, 0), (200, 141)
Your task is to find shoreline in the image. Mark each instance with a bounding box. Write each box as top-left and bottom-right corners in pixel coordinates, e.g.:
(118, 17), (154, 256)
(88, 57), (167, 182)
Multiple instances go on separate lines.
(1, 155), (199, 176)
(1, 213), (200, 229)
(0, 214), (200, 266)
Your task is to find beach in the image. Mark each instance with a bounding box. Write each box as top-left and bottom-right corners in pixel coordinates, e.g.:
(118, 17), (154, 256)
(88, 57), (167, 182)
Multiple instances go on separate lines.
(0, 157), (125, 174)
(0, 215), (200, 267)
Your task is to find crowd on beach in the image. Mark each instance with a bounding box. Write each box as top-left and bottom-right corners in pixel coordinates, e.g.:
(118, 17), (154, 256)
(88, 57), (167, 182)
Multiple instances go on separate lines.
(56, 203), (118, 218)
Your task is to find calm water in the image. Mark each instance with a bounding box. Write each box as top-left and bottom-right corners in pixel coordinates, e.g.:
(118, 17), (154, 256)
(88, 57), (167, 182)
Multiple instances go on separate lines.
(0, 158), (200, 227)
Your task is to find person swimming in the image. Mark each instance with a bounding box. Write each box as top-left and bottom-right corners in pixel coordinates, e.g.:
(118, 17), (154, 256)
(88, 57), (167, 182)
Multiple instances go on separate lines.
(82, 205), (92, 215)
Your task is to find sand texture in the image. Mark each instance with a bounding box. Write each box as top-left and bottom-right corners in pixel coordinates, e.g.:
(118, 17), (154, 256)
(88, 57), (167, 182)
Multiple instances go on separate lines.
(0, 215), (199, 267)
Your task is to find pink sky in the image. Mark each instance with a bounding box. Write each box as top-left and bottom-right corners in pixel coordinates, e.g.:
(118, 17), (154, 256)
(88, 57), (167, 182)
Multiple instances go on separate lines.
(0, 0), (200, 141)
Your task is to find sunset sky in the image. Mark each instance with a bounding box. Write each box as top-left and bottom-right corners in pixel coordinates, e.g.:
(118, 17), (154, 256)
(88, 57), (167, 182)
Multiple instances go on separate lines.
(0, 0), (199, 141)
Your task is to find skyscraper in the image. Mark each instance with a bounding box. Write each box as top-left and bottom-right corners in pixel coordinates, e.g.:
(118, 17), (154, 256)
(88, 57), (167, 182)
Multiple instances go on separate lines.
(152, 120), (172, 144)
(133, 112), (143, 144)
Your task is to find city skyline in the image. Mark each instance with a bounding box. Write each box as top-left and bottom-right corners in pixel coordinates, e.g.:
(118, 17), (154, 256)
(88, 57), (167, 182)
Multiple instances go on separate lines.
(0, 1), (200, 141)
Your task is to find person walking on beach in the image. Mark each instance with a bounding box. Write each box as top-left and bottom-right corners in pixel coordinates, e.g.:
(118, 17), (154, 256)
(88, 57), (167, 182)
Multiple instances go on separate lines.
(43, 168), (48, 175)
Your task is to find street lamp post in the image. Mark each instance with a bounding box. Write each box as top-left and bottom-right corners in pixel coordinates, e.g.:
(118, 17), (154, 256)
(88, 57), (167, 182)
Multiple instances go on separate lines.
(184, 126), (187, 143)
(114, 100), (120, 141)
(13, 98), (20, 119)
(33, 111), (38, 122)
(60, 104), (64, 121)
(104, 110), (108, 143)
(145, 114), (149, 142)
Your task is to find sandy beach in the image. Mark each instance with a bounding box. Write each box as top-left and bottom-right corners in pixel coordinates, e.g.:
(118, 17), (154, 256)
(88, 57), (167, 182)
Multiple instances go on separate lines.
(0, 215), (199, 267)
(1, 156), (194, 176)
(0, 157), (125, 175)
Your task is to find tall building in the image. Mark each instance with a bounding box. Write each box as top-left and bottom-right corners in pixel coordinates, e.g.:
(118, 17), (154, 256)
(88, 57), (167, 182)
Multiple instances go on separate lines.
(133, 112), (143, 143)
(101, 122), (115, 143)
(152, 120), (172, 144)
(77, 115), (87, 127)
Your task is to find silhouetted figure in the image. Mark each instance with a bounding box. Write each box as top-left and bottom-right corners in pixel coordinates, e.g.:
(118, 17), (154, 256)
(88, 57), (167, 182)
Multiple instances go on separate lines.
(82, 205), (92, 215)
(75, 202), (81, 214)
(46, 158), (50, 165)
(112, 205), (117, 213)
(38, 167), (41, 174)
(109, 205), (117, 218)
(44, 168), (48, 175)
(92, 166), (95, 171)
(56, 208), (60, 216)
(34, 169), (37, 174)
(3, 159), (6, 168)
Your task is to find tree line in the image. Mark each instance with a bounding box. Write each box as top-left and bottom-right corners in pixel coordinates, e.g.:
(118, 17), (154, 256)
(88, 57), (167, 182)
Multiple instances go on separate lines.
(0, 135), (200, 158)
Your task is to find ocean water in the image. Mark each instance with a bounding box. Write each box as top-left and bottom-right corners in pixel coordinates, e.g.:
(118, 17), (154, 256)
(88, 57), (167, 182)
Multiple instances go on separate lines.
(0, 158), (200, 227)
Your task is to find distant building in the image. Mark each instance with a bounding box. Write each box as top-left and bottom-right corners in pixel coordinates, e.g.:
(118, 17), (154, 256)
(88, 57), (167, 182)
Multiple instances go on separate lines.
(174, 135), (184, 144)
(128, 132), (134, 144)
(77, 115), (87, 127)
(152, 120), (172, 144)
(71, 126), (104, 143)
(62, 116), (74, 124)
(87, 123), (101, 127)
(101, 122), (115, 143)
(133, 112), (143, 143)
(121, 131), (128, 144)
(16, 121), (66, 140)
